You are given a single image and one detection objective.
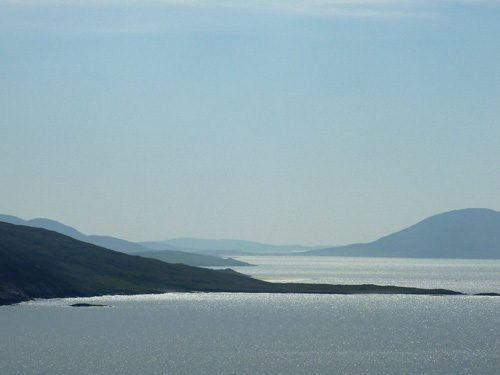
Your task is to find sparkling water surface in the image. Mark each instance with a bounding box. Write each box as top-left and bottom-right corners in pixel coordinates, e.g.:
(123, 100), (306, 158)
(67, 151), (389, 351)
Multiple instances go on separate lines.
(1, 257), (500, 375)
(231, 256), (500, 294)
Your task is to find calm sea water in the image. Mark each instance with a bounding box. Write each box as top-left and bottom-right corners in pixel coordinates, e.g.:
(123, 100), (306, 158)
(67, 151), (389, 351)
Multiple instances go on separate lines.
(1, 257), (500, 375)
(232, 256), (500, 294)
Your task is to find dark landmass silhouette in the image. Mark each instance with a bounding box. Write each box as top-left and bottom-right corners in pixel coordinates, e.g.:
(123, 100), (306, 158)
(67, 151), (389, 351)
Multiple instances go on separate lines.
(70, 303), (109, 307)
(0, 215), (250, 267)
(0, 222), (462, 306)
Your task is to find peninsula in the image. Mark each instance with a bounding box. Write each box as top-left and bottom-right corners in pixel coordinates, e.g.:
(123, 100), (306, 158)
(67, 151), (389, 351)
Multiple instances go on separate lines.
(0, 222), (463, 306)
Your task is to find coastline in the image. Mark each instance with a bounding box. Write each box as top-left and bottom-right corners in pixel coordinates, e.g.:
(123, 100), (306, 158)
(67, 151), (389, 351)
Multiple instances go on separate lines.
(0, 283), (465, 307)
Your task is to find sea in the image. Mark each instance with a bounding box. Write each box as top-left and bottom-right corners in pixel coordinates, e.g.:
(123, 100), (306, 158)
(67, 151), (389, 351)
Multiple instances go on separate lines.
(1, 256), (500, 375)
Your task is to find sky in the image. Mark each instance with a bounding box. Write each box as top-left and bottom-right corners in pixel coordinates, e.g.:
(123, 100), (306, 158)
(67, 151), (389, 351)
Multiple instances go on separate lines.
(1, 0), (500, 246)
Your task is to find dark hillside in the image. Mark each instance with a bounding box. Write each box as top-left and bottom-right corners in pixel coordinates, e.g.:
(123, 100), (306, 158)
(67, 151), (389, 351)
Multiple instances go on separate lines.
(0, 222), (463, 305)
(0, 215), (251, 266)
(0, 222), (265, 304)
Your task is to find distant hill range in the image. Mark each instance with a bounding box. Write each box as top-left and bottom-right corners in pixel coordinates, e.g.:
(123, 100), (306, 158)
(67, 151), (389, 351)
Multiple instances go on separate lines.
(0, 215), (250, 267)
(303, 208), (500, 259)
(0, 222), (462, 305)
(131, 250), (252, 267)
(3, 208), (499, 261)
(140, 238), (323, 256)
(0, 221), (265, 305)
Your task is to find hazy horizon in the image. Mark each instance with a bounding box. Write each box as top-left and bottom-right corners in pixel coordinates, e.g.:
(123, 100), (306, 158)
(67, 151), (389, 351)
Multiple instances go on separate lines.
(2, 1), (499, 245)
(2, 208), (499, 248)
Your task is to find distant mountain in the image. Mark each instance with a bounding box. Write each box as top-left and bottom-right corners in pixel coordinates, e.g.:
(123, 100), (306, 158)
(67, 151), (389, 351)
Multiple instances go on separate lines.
(27, 218), (88, 240)
(0, 222), (461, 305)
(0, 215), (251, 267)
(0, 214), (28, 226)
(303, 209), (500, 259)
(0, 215), (88, 241)
(134, 250), (251, 267)
(140, 238), (323, 256)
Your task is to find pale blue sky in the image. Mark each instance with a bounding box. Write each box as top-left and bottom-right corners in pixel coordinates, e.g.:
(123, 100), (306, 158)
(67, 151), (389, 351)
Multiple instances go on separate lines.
(1, 0), (499, 245)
